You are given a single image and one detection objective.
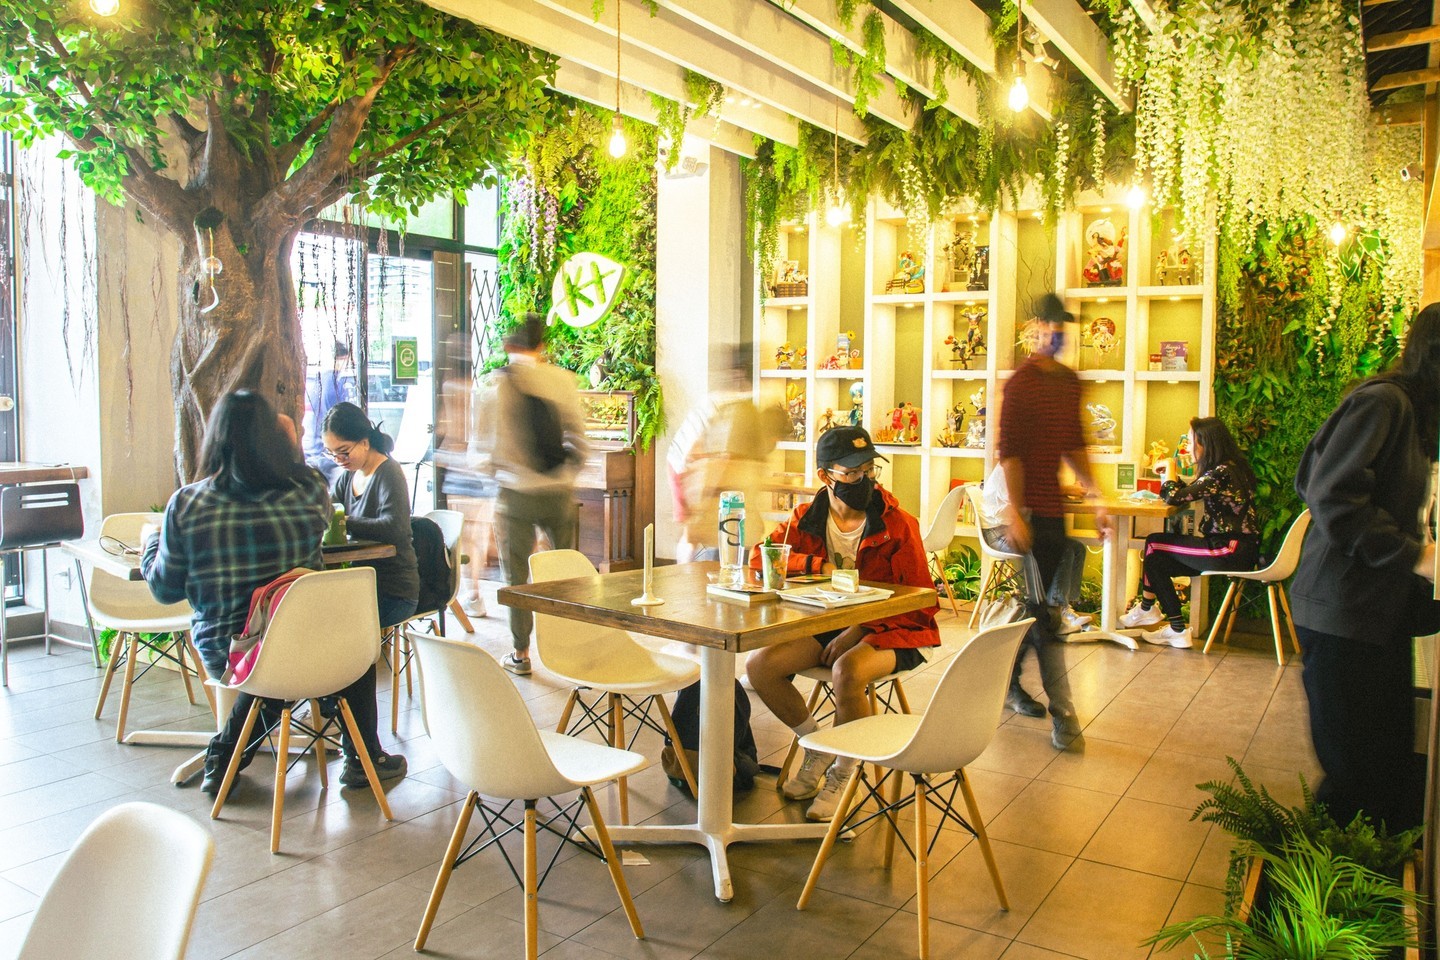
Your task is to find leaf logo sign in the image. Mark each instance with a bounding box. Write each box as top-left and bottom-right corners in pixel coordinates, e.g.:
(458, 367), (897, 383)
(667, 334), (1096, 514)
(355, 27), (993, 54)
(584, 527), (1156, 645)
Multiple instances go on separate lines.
(548, 252), (628, 328)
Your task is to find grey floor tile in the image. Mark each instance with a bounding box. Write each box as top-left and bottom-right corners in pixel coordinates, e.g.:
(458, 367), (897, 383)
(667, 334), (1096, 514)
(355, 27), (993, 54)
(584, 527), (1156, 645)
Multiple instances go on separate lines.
(1016, 860), (1181, 960)
(1080, 797), (1209, 880)
(987, 780), (1117, 857)
(692, 883), (894, 960)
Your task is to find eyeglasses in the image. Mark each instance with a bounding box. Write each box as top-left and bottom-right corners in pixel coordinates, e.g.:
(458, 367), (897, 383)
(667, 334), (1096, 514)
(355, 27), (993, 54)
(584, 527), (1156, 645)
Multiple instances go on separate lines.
(826, 463), (882, 483)
(324, 441), (363, 461)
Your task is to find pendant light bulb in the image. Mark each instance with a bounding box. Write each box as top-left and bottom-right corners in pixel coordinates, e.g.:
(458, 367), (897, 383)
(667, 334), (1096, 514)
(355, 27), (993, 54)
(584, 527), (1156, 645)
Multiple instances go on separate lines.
(826, 200), (850, 227)
(608, 115), (627, 159)
(1328, 221), (1347, 246)
(1008, 75), (1029, 112)
(90, 0), (119, 14)
(1125, 184), (1146, 210)
(1009, 3), (1028, 113)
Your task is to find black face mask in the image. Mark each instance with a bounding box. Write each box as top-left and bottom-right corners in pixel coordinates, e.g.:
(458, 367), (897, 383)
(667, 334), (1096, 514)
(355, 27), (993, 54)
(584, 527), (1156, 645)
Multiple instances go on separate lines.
(830, 475), (875, 510)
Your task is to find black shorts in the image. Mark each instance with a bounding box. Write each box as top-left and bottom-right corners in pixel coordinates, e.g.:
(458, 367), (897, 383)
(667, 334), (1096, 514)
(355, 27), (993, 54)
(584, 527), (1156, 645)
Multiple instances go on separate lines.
(812, 630), (928, 673)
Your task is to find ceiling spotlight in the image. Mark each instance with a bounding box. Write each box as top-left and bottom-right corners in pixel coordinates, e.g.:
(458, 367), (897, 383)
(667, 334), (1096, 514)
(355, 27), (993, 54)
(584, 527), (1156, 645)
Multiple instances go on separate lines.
(90, 0), (119, 14)
(1400, 163), (1424, 183)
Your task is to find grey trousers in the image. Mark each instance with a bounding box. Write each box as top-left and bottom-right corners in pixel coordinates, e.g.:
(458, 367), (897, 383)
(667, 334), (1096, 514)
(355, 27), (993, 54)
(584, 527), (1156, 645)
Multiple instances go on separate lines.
(496, 486), (577, 653)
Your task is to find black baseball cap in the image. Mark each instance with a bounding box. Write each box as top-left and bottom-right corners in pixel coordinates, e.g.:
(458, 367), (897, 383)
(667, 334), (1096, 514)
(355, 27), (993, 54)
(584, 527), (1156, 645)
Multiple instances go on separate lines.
(816, 426), (889, 469)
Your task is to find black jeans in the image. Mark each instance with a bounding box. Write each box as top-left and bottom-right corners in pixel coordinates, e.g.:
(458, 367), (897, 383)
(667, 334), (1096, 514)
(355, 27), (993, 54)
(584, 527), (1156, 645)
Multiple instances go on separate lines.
(1298, 626), (1422, 831)
(1140, 533), (1258, 621)
(1012, 515), (1075, 718)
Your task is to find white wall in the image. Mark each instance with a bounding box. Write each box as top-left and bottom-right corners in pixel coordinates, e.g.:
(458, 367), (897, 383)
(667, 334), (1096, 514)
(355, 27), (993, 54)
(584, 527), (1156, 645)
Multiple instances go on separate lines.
(653, 142), (746, 558)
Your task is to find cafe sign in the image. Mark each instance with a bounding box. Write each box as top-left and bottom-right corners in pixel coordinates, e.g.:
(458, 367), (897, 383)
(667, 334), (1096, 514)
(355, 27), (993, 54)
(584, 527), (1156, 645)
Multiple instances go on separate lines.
(548, 252), (627, 329)
(391, 336), (419, 385)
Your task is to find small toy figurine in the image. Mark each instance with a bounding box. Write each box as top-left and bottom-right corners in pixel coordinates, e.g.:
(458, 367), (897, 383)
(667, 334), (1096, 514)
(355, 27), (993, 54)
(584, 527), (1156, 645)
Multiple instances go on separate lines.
(884, 252), (926, 294)
(1082, 219), (1127, 286)
(890, 406), (904, 433)
(964, 387), (987, 449)
(848, 382), (864, 426)
(775, 342), (794, 370)
(1156, 246), (1197, 285)
(1087, 403), (1117, 446)
(943, 223), (974, 292)
(1147, 439), (1171, 475)
(1018, 317), (1045, 356)
(904, 403), (920, 443)
(961, 305), (988, 358)
(785, 384), (807, 442)
(951, 403), (966, 434)
(819, 354), (842, 370)
(967, 245), (990, 291)
(1084, 316), (1120, 368)
(944, 334), (969, 369)
(818, 408), (837, 434)
(794, 347), (808, 369)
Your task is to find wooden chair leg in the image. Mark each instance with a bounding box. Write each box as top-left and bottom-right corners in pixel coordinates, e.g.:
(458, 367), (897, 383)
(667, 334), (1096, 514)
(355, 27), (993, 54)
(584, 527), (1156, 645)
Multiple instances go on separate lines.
(115, 633), (139, 743)
(403, 632), (414, 698)
(524, 801), (539, 960)
(960, 768), (1008, 910)
(211, 699), (262, 819)
(1266, 585), (1286, 666)
(388, 628), (401, 736)
(611, 694), (629, 825)
(1277, 586), (1302, 657)
(270, 706), (293, 853)
(1222, 583), (1245, 646)
(337, 698), (395, 821)
(309, 700), (329, 789)
(915, 776), (930, 960)
(1203, 580), (1238, 654)
(933, 552), (961, 617)
(555, 689), (580, 734)
(796, 767), (864, 909)
(93, 627), (125, 719)
(173, 634), (199, 705)
(654, 695), (697, 797)
(415, 791), (478, 950)
(185, 636), (217, 720)
(777, 680), (826, 789)
(446, 599), (474, 634)
(583, 786), (644, 939)
(969, 562), (998, 629)
(893, 678), (912, 714)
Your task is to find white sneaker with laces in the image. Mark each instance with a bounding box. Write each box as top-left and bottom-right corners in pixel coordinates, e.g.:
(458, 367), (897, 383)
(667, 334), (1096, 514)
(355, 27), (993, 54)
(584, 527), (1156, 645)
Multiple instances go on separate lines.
(1058, 606), (1094, 634)
(782, 748), (831, 800)
(1118, 604), (1165, 629)
(1144, 624), (1194, 648)
(806, 763), (856, 822)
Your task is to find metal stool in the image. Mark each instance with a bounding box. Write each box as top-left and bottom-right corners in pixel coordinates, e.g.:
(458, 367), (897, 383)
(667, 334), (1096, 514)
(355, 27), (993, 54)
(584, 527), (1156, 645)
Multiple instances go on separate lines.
(0, 483), (86, 686)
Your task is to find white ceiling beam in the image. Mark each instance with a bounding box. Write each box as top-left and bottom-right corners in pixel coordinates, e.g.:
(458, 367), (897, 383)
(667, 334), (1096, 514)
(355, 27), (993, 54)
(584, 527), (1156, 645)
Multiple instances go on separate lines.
(424, 0), (798, 147)
(888, 0), (996, 75)
(528, 0), (872, 143)
(1127, 0), (1160, 31)
(651, 0), (913, 129)
(555, 59), (758, 158)
(1021, 0), (1132, 110)
(770, 0), (980, 126)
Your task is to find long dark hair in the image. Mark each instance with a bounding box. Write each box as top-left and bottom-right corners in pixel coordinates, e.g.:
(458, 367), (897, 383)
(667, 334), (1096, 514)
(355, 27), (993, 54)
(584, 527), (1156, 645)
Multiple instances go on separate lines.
(322, 401), (395, 456)
(1189, 417), (1256, 495)
(1377, 302), (1440, 458)
(198, 391), (313, 494)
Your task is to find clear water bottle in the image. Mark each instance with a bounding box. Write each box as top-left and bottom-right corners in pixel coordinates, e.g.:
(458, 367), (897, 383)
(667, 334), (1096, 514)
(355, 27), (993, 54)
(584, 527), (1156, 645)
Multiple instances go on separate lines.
(718, 490), (746, 588)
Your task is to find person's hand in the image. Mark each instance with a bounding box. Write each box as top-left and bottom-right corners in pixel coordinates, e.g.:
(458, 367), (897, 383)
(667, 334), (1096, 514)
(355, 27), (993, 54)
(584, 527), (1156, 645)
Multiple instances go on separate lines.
(1092, 508), (1113, 542)
(1417, 543), (1436, 582)
(1002, 506), (1032, 554)
(819, 631), (862, 667)
(139, 522), (160, 545)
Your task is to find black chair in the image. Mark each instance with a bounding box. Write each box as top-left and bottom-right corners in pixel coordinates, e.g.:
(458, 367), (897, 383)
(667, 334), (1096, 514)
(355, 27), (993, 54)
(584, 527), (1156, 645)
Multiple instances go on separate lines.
(0, 483), (85, 686)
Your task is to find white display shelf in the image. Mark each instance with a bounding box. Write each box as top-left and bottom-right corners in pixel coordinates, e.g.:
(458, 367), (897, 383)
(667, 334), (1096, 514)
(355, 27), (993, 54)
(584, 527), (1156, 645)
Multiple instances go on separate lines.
(814, 368), (867, 379)
(1136, 371), (1202, 382)
(1137, 285), (1204, 300)
(759, 369), (807, 379)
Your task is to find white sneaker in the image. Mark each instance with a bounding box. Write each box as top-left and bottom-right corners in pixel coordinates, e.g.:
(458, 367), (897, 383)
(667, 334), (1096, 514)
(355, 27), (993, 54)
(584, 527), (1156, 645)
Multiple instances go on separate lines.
(783, 748), (831, 800)
(1118, 604), (1165, 629)
(806, 763), (856, 822)
(461, 596), (487, 618)
(1144, 624), (1194, 648)
(1058, 606), (1093, 634)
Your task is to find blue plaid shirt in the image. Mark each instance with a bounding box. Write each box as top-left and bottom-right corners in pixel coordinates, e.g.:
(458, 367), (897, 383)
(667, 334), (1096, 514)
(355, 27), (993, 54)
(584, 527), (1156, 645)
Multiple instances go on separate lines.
(141, 472), (332, 672)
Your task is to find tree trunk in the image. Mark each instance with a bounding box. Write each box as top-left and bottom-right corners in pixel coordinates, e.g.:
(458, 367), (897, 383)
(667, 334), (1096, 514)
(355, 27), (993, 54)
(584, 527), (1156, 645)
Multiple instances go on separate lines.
(171, 221), (304, 482)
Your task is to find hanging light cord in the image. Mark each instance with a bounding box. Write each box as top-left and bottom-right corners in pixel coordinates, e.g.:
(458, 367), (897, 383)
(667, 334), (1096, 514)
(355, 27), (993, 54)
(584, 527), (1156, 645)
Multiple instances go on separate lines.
(1016, 2), (1023, 78)
(615, 0), (622, 115)
(832, 100), (840, 196)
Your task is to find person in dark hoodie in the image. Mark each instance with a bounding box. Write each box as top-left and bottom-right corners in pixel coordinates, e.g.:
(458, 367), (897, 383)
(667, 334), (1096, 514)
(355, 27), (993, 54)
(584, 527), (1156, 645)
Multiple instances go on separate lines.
(1291, 302), (1440, 831)
(744, 425), (939, 823)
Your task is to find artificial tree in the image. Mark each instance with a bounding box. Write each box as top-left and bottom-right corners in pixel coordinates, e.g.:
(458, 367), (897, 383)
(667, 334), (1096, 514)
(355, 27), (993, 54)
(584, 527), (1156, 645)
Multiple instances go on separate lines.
(0, 1), (555, 479)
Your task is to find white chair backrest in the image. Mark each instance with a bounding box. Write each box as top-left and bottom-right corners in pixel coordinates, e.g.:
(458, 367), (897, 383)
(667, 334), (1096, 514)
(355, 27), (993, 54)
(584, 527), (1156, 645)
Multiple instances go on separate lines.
(411, 630), (580, 800)
(527, 549), (662, 680)
(921, 484), (966, 554)
(235, 567), (381, 702)
(1260, 509), (1311, 580)
(18, 801), (213, 960)
(425, 509), (465, 550)
(884, 619), (1033, 774)
(965, 485), (1022, 561)
(89, 512), (191, 619)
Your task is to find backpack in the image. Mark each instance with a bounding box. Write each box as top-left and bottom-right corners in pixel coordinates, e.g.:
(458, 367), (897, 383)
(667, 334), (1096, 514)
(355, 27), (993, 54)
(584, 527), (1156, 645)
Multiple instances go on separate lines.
(227, 568), (312, 683)
(502, 367), (573, 474)
(661, 679), (760, 793)
(411, 516), (452, 616)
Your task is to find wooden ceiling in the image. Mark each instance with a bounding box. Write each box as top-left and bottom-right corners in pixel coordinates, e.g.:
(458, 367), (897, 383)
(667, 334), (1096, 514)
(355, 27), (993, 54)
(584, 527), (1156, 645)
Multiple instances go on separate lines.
(424, 0), (1138, 156)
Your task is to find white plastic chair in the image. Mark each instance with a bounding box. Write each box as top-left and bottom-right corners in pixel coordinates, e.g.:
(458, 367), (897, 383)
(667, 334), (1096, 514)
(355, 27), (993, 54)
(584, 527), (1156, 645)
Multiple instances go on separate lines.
(17, 801), (213, 960)
(920, 484), (967, 618)
(773, 664), (914, 790)
(409, 630), (647, 960)
(208, 567), (395, 852)
(965, 485), (1026, 629)
(384, 510), (469, 734)
(1200, 509), (1311, 665)
(796, 618), (1034, 960)
(86, 512), (210, 742)
(0, 482), (86, 687)
(529, 549), (700, 820)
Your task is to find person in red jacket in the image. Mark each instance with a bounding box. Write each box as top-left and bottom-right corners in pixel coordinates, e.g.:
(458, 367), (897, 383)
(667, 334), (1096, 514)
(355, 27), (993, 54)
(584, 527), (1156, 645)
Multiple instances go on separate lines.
(745, 425), (939, 822)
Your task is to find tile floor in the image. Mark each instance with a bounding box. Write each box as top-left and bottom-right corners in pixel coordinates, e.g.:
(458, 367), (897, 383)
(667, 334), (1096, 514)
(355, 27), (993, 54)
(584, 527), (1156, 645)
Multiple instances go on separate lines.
(0, 592), (1320, 959)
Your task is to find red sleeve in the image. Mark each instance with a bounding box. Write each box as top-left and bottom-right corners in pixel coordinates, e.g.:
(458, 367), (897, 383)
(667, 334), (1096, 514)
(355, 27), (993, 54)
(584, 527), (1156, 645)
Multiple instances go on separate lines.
(997, 369), (1028, 461)
(746, 504), (825, 575)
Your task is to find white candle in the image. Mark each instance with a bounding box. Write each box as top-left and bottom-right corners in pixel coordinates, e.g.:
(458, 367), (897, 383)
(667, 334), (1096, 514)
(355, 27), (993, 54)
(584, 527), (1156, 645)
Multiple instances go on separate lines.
(643, 523), (654, 594)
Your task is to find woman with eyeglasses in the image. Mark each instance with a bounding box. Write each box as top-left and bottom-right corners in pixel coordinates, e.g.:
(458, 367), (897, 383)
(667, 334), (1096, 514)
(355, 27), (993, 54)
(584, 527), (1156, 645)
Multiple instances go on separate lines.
(744, 425), (939, 823)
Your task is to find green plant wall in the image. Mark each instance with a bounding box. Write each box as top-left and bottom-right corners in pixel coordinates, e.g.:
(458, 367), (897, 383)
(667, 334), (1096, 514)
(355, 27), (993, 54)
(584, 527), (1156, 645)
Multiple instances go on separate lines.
(496, 104), (662, 448)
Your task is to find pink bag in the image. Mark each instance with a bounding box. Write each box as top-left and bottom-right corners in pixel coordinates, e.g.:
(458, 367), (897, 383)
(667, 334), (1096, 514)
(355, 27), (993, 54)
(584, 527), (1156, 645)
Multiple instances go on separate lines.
(226, 568), (311, 683)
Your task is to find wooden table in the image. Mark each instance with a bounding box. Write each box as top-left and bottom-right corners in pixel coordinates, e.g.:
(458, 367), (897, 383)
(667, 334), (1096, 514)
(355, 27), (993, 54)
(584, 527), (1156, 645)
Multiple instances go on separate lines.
(0, 462), (89, 485)
(62, 537), (397, 782)
(499, 561), (936, 902)
(1065, 496), (1181, 648)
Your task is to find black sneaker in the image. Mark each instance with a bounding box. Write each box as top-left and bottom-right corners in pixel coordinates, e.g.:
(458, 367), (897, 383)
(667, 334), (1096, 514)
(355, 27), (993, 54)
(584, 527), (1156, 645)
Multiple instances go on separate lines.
(340, 752), (408, 789)
(1051, 713), (1084, 750)
(1005, 687), (1047, 718)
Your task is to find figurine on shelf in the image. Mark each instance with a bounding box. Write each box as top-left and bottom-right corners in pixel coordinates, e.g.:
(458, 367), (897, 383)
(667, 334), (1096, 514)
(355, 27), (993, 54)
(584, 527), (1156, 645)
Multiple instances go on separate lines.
(884, 252), (926, 294)
(1018, 317), (1045, 356)
(1175, 431), (1197, 478)
(794, 346), (808, 369)
(1082, 218), (1127, 287)
(944, 334), (969, 369)
(967, 244), (990, 291)
(935, 427), (963, 448)
(819, 354), (842, 370)
(1087, 403), (1118, 448)
(785, 383), (807, 442)
(836, 330), (856, 370)
(1156, 245), (1197, 285)
(770, 259), (809, 297)
(964, 386), (987, 449)
(775, 342), (795, 370)
(848, 382), (864, 426)
(951, 402), (966, 434)
(1083, 316), (1120, 368)
(961, 305), (988, 358)
(943, 223), (974, 292)
(1146, 439), (1171, 475)
(904, 402), (920, 443)
(818, 408), (837, 434)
